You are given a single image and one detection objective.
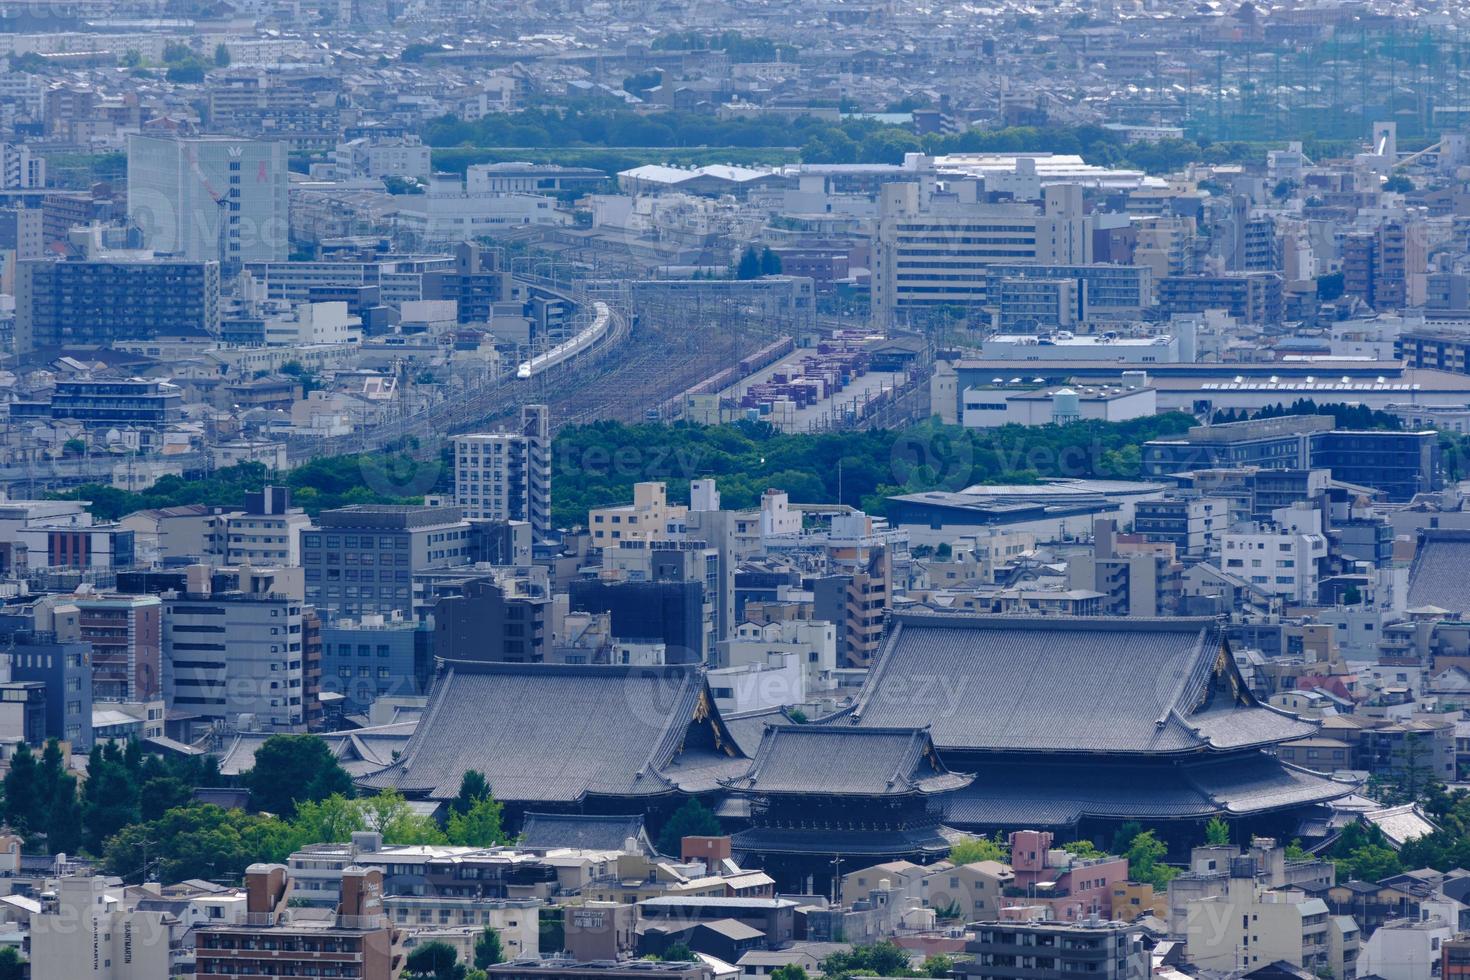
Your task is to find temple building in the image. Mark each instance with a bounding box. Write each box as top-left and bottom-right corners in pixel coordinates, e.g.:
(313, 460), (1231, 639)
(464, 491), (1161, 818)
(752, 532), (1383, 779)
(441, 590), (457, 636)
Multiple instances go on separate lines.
(830, 613), (1357, 844)
(721, 725), (973, 894)
(357, 617), (1355, 865)
(357, 661), (749, 823)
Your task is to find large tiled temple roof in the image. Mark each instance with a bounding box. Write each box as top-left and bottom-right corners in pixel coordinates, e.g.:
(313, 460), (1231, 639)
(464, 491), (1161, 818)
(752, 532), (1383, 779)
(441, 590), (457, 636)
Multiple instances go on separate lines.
(837, 613), (1315, 756)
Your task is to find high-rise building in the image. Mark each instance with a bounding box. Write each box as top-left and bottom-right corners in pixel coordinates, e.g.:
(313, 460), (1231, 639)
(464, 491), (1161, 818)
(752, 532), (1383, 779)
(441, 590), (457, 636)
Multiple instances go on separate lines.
(871, 181), (1093, 326)
(301, 505), (471, 620)
(127, 134), (289, 266)
(162, 565), (306, 736)
(74, 594), (162, 703)
(0, 142), (44, 189)
(14, 257), (221, 352)
(453, 404), (551, 540)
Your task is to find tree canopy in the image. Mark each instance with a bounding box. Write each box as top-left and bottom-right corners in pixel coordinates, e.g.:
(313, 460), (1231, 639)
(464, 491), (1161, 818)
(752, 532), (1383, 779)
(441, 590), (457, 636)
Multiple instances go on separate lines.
(243, 735), (354, 818)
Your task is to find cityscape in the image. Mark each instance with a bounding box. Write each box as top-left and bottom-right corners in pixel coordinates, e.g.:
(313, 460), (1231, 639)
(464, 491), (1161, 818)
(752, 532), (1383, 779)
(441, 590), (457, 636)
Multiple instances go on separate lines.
(10, 0), (1470, 979)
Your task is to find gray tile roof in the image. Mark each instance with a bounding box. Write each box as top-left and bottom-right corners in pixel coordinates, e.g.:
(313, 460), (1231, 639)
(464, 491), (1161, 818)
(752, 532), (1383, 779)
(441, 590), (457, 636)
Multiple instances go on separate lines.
(943, 753), (1354, 829)
(518, 813), (651, 853)
(837, 613), (1314, 755)
(731, 824), (954, 857)
(1406, 529), (1470, 613)
(355, 661), (746, 803)
(721, 726), (972, 796)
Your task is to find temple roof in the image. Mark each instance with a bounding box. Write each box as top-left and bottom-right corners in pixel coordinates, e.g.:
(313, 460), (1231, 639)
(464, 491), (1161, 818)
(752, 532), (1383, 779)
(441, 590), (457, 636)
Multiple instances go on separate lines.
(356, 661), (745, 803)
(943, 754), (1355, 829)
(721, 726), (973, 797)
(1407, 529), (1470, 614)
(518, 813), (653, 854)
(732, 824), (957, 858)
(836, 613), (1315, 756)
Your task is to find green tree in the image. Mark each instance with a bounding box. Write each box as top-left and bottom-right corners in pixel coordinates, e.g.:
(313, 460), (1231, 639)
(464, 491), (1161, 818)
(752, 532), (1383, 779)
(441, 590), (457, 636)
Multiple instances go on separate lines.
(406, 941), (466, 980)
(139, 775), (193, 822)
(362, 790), (447, 845)
(735, 245), (762, 280)
(3, 744), (41, 836)
(1062, 839), (1103, 859)
(473, 926), (505, 969)
(0, 947), (24, 980)
(453, 770), (491, 815)
(822, 941), (915, 980)
(770, 967), (808, 980)
(659, 942), (695, 962)
(921, 954), (956, 978)
(244, 735), (354, 818)
(759, 247), (782, 275)
(949, 834), (1008, 865)
(446, 795), (509, 847)
(103, 804), (295, 884)
(83, 745), (142, 853)
(1383, 174), (1413, 193)
(213, 43), (231, 67)
(1204, 817), (1231, 846)
(656, 798), (721, 854)
(1125, 830), (1177, 890)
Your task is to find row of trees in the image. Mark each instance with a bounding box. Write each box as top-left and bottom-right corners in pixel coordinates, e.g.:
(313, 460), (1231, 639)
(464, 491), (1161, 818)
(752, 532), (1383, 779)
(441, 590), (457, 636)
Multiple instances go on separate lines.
(549, 414), (1196, 528)
(49, 414), (1200, 531)
(50, 451), (437, 522)
(0, 733), (515, 885)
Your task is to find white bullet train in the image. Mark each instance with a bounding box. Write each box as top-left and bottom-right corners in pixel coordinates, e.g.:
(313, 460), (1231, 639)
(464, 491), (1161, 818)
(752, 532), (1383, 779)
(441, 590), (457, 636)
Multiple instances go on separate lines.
(514, 301), (612, 380)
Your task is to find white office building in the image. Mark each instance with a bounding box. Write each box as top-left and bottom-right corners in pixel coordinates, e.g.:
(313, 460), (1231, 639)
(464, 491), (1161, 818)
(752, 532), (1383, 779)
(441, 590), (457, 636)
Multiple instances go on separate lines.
(30, 876), (173, 980)
(872, 181), (1093, 326)
(127, 134), (290, 263)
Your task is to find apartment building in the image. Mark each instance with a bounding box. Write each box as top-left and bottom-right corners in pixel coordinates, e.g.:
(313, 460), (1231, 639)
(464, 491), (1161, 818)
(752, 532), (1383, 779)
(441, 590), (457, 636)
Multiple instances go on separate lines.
(220, 486), (310, 567)
(163, 565), (305, 735)
(955, 920), (1149, 980)
(74, 593), (161, 702)
(30, 876), (173, 980)
(589, 482), (688, 547)
(453, 404), (552, 541)
(14, 255), (221, 352)
(1181, 875), (1360, 978)
(195, 864), (403, 980)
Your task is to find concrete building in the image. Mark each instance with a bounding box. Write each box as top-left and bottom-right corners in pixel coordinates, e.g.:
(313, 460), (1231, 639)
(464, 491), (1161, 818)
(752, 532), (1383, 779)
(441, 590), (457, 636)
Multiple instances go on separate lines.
(955, 919), (1148, 980)
(195, 864), (403, 980)
(321, 614), (430, 714)
(30, 876), (174, 980)
(163, 565), (306, 735)
(395, 173), (569, 242)
(433, 572), (550, 665)
(15, 256), (221, 352)
(453, 405), (552, 541)
(872, 181), (1093, 326)
(589, 482), (687, 548)
(127, 134), (289, 265)
(301, 505), (471, 620)
(1180, 875), (1358, 977)
(220, 486), (309, 567)
(1219, 522), (1328, 605)
(0, 142), (44, 189)
(961, 382), (1157, 429)
(74, 593), (161, 703)
(333, 136), (431, 181)
(717, 620), (837, 695)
